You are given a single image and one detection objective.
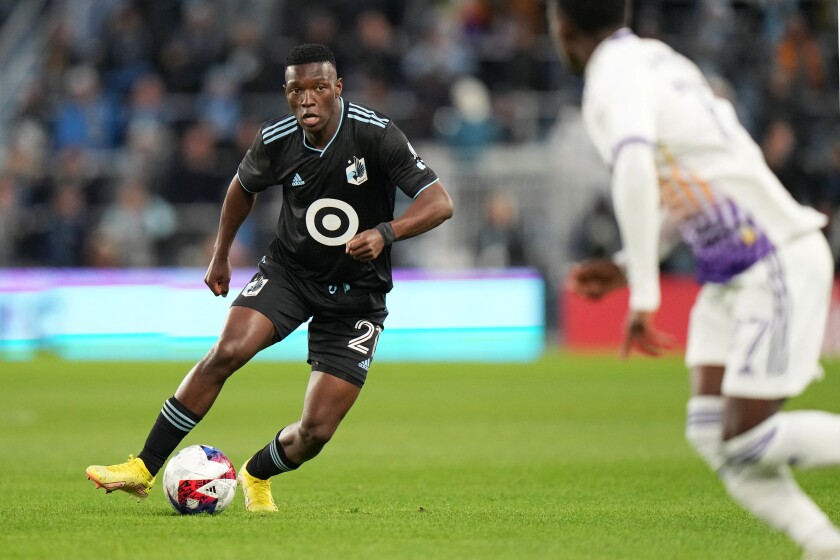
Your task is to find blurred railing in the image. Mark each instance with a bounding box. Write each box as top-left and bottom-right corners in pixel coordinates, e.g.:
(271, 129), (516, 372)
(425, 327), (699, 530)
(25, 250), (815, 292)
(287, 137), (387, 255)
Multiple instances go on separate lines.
(0, 0), (52, 145)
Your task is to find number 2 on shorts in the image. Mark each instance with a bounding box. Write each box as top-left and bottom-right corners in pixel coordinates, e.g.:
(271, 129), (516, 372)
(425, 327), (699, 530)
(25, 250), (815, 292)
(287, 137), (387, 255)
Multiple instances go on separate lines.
(348, 320), (383, 356)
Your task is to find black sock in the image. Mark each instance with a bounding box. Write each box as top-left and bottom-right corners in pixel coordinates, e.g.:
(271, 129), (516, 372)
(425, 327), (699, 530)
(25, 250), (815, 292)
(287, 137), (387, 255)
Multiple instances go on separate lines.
(246, 428), (301, 480)
(138, 397), (202, 476)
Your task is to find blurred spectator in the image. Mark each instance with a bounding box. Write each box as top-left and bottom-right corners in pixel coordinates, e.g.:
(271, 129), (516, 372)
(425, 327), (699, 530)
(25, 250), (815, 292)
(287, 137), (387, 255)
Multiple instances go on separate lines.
(60, 0), (122, 61)
(42, 22), (82, 94)
(224, 19), (284, 93)
(5, 120), (48, 198)
(40, 184), (88, 267)
(691, 0), (736, 74)
(299, 9), (343, 63)
(48, 146), (109, 206)
(350, 10), (404, 85)
(218, 116), (261, 174)
(14, 77), (52, 130)
(462, 2), (545, 93)
(159, 122), (226, 204)
(774, 12), (826, 95)
(118, 73), (175, 177)
(195, 67), (242, 143)
(433, 76), (499, 162)
(93, 177), (176, 268)
(824, 138), (840, 206)
(0, 175), (23, 265)
(53, 65), (123, 153)
(761, 118), (820, 207)
(403, 15), (476, 87)
(475, 192), (527, 268)
(98, 2), (154, 94)
(763, 0), (800, 44)
(119, 119), (175, 183)
(158, 0), (226, 93)
(570, 193), (621, 261)
(126, 73), (171, 129)
(402, 13), (476, 136)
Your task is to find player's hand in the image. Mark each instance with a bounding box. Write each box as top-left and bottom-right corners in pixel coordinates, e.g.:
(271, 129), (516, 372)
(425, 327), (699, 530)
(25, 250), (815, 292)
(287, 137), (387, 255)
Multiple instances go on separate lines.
(204, 255), (232, 297)
(620, 310), (675, 358)
(566, 260), (627, 300)
(345, 229), (385, 262)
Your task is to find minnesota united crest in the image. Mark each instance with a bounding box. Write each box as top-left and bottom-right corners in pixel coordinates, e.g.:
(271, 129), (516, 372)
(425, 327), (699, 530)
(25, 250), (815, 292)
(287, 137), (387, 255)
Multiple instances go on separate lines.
(242, 274), (268, 297)
(345, 156), (368, 185)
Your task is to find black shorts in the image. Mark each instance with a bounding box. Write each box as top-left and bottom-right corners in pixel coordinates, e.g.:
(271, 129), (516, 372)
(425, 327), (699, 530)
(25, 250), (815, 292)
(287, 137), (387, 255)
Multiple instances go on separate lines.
(231, 257), (388, 387)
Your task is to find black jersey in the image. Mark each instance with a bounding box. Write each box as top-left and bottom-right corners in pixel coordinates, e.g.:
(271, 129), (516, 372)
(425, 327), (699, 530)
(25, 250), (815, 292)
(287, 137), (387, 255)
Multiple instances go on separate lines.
(237, 98), (439, 292)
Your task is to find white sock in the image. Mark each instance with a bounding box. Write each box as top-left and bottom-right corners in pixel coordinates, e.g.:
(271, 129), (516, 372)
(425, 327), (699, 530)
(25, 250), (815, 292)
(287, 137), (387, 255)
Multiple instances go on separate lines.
(757, 411), (840, 470)
(723, 418), (840, 553)
(685, 396), (725, 471)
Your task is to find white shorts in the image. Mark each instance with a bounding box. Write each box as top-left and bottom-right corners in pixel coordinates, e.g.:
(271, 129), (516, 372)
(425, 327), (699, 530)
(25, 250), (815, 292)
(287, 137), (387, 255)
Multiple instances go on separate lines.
(685, 231), (833, 399)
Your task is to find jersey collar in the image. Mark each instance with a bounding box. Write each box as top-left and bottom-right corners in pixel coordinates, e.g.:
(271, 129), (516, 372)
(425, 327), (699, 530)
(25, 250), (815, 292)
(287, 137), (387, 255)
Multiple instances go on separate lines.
(302, 97), (345, 157)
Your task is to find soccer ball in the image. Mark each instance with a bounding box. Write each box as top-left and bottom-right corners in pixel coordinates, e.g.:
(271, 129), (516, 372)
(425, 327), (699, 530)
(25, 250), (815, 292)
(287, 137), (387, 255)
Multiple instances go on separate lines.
(163, 444), (237, 514)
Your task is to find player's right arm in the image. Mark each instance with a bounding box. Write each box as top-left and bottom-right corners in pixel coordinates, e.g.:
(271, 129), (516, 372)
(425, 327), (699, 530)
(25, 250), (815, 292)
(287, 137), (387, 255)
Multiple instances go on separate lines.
(206, 122), (277, 296)
(566, 259), (627, 300)
(205, 175), (256, 297)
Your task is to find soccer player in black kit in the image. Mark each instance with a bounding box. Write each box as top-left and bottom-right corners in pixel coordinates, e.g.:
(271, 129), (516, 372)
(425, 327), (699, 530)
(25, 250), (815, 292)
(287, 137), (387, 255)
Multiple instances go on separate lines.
(86, 43), (454, 512)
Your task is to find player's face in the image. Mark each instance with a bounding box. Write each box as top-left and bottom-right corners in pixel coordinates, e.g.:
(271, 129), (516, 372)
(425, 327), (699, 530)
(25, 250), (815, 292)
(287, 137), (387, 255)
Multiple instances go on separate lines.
(547, 2), (586, 75)
(284, 62), (343, 140)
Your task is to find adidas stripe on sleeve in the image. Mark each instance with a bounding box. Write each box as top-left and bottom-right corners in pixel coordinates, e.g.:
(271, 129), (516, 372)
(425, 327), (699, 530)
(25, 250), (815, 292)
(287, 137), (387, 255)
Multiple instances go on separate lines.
(237, 122), (283, 193)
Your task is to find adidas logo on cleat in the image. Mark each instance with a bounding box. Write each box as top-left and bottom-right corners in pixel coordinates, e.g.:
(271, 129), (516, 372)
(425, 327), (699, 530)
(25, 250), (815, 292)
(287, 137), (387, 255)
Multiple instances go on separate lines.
(357, 358), (371, 371)
(291, 173), (305, 187)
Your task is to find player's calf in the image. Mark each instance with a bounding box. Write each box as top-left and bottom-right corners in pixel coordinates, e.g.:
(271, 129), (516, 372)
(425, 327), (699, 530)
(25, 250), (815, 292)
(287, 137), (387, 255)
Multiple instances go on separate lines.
(684, 396), (725, 471)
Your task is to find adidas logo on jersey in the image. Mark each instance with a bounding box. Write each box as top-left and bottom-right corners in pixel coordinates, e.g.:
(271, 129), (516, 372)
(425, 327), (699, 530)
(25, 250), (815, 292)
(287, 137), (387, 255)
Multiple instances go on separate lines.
(357, 358), (371, 371)
(291, 173), (305, 187)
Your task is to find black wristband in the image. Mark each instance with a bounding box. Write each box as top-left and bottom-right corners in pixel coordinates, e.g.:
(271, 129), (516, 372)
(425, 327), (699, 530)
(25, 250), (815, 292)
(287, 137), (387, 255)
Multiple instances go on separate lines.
(375, 222), (397, 246)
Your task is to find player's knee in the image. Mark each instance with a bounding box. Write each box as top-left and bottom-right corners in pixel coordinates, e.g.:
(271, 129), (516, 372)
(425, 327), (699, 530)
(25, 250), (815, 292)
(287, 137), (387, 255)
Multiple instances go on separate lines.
(205, 340), (250, 376)
(298, 421), (336, 451)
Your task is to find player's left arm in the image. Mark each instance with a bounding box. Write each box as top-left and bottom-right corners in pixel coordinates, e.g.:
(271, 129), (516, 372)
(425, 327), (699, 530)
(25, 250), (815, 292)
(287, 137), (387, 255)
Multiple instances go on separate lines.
(596, 57), (675, 357)
(612, 141), (675, 358)
(346, 122), (453, 262)
(345, 181), (453, 262)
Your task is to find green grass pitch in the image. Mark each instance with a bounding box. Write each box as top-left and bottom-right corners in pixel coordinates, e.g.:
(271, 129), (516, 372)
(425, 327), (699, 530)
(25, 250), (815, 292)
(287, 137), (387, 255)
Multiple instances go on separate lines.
(3, 352), (839, 559)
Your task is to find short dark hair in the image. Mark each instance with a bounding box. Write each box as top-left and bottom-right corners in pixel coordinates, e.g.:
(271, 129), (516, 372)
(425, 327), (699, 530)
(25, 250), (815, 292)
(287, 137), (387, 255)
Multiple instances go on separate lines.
(285, 43), (337, 69)
(553, 0), (627, 34)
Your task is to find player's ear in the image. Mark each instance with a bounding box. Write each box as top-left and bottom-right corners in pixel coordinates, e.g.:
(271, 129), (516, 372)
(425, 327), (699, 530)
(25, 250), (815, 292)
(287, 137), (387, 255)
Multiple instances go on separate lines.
(335, 77), (343, 97)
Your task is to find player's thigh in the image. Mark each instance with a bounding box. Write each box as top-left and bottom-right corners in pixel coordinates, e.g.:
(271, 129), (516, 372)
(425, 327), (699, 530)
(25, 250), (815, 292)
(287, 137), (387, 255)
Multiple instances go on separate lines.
(216, 305), (278, 360)
(307, 295), (388, 388)
(686, 283), (732, 371)
(722, 232), (832, 399)
(230, 261), (311, 343)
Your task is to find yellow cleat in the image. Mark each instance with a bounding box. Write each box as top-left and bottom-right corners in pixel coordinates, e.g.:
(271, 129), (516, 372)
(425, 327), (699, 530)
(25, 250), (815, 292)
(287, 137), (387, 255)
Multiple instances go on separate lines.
(86, 455), (155, 500)
(238, 460), (279, 512)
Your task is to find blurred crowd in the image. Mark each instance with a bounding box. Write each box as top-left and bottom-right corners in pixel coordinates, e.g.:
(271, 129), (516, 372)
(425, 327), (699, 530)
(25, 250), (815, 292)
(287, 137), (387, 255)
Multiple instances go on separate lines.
(0, 0), (838, 274)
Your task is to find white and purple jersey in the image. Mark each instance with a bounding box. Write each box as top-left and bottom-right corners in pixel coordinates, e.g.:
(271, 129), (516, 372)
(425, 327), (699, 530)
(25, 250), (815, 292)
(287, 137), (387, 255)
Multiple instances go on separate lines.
(581, 29), (826, 307)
